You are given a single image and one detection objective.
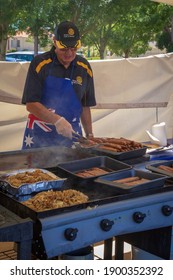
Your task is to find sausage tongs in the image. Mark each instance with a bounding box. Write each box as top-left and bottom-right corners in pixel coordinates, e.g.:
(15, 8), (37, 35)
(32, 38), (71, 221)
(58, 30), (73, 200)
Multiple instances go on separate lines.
(72, 131), (88, 143)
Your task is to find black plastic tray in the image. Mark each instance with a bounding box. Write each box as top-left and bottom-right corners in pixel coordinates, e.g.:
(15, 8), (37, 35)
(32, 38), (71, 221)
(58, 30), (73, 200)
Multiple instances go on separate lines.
(95, 169), (168, 193)
(146, 160), (173, 177)
(57, 156), (131, 180)
(91, 146), (147, 160)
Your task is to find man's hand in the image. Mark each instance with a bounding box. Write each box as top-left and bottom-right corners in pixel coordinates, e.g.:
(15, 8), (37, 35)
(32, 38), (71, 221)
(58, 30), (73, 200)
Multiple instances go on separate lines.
(54, 117), (73, 139)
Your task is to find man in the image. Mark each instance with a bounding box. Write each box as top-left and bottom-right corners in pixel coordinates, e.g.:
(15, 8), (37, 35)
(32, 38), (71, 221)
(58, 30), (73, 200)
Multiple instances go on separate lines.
(22, 21), (96, 149)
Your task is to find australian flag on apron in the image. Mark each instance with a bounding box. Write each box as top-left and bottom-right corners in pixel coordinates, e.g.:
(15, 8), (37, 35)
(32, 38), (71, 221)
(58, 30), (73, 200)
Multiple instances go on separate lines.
(22, 64), (82, 149)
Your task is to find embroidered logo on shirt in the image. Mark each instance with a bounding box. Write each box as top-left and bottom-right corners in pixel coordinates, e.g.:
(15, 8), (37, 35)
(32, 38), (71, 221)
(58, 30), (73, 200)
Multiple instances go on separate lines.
(76, 76), (82, 84)
(72, 76), (83, 86)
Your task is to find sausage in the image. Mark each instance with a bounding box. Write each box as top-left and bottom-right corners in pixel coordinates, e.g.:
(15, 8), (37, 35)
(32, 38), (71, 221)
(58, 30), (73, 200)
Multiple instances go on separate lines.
(124, 178), (149, 186)
(120, 137), (143, 148)
(98, 145), (119, 152)
(113, 176), (140, 183)
(85, 167), (108, 176)
(158, 165), (173, 173)
(86, 137), (143, 151)
(76, 167), (109, 177)
(91, 138), (106, 144)
(104, 138), (128, 146)
(101, 143), (122, 149)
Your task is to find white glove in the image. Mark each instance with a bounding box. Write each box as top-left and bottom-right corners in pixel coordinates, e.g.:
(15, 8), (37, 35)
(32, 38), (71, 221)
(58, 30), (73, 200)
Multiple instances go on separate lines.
(54, 117), (73, 139)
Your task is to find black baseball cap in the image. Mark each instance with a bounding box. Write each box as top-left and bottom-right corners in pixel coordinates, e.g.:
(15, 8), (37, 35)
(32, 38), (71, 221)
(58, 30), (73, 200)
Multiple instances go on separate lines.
(54, 21), (81, 49)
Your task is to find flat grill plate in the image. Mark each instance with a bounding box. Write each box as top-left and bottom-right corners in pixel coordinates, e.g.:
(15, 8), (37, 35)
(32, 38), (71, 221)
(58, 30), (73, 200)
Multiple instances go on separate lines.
(0, 183), (123, 220)
(1, 181), (173, 221)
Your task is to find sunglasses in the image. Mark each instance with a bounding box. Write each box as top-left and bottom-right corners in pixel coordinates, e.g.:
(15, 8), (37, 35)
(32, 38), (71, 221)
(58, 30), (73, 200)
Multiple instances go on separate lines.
(59, 47), (77, 52)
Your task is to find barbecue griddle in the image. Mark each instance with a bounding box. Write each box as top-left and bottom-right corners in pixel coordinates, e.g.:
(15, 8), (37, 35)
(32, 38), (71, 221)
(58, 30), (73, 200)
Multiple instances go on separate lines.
(1, 147), (173, 260)
(0, 146), (93, 175)
(95, 169), (168, 193)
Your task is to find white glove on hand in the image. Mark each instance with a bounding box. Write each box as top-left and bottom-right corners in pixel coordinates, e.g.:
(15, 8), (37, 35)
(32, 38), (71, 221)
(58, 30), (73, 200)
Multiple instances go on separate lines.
(54, 117), (73, 139)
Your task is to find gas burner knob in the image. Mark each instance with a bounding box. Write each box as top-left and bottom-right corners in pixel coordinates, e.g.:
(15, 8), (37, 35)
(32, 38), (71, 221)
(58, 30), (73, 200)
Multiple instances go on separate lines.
(64, 228), (78, 241)
(162, 205), (173, 216)
(133, 211), (146, 223)
(100, 219), (114, 231)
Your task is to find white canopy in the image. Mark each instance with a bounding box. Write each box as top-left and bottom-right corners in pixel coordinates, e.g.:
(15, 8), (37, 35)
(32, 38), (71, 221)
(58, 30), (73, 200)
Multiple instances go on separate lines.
(0, 52), (173, 152)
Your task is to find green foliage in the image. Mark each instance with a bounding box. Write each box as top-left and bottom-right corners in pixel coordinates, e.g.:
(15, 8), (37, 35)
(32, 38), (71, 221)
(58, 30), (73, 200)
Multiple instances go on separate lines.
(0, 0), (29, 59)
(6, 48), (17, 53)
(154, 4), (173, 53)
(1, 0), (173, 60)
(156, 30), (173, 52)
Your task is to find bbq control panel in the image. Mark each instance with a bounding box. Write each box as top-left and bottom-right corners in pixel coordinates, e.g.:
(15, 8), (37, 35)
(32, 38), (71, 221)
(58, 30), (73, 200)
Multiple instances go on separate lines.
(40, 193), (173, 258)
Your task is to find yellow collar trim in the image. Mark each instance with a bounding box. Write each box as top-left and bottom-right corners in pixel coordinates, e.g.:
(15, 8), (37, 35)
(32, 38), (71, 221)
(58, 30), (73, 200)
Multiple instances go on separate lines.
(77, 61), (93, 78)
(36, 58), (52, 73)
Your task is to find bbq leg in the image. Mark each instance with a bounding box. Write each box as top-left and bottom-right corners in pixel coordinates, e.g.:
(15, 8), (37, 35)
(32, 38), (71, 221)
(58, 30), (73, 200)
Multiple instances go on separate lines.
(16, 239), (32, 260)
(104, 238), (113, 259)
(114, 237), (124, 260)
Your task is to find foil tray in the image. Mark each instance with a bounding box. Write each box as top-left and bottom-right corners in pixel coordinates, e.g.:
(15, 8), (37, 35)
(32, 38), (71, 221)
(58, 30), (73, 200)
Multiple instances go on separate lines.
(95, 169), (168, 193)
(0, 168), (66, 196)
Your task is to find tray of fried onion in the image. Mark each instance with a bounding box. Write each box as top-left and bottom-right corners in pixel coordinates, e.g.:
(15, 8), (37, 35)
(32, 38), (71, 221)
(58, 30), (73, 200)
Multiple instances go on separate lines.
(0, 168), (66, 196)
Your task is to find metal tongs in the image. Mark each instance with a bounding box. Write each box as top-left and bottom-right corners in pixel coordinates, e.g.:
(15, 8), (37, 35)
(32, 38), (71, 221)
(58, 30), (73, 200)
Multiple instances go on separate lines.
(147, 144), (173, 154)
(72, 131), (88, 143)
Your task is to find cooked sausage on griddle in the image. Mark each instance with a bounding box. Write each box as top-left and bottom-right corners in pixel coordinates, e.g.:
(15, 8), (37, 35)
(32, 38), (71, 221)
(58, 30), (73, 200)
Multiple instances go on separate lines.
(105, 138), (128, 146)
(98, 145), (119, 152)
(76, 136), (144, 152)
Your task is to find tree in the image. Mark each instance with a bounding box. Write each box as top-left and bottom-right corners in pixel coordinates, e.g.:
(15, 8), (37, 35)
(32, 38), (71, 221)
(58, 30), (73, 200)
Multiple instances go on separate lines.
(16, 0), (68, 55)
(0, 0), (68, 60)
(1, 0), (173, 61)
(155, 4), (173, 52)
(0, 0), (28, 60)
(108, 1), (173, 58)
(65, 0), (123, 59)
(69, 0), (157, 59)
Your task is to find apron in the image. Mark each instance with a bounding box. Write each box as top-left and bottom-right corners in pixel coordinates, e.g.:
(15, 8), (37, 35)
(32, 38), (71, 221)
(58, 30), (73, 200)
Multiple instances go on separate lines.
(22, 61), (82, 149)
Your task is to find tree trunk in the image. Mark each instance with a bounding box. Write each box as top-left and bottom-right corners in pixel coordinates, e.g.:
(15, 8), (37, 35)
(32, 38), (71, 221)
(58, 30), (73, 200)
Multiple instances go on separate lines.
(99, 38), (106, 59)
(171, 16), (173, 43)
(0, 24), (8, 61)
(34, 34), (39, 55)
(124, 50), (129, 58)
(0, 38), (7, 60)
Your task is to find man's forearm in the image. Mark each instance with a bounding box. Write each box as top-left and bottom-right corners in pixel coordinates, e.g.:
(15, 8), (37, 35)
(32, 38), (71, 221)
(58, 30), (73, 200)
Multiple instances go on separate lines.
(81, 107), (94, 137)
(26, 102), (61, 124)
